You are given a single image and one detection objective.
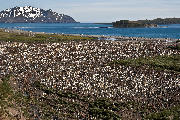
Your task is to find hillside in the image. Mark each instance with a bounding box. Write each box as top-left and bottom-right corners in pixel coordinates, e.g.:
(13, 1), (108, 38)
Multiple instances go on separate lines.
(138, 18), (180, 25)
(0, 6), (77, 23)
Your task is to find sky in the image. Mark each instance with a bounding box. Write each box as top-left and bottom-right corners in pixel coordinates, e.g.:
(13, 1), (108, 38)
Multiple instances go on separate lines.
(1, 0), (180, 23)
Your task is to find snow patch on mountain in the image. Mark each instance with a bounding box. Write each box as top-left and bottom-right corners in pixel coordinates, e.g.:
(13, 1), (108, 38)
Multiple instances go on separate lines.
(0, 6), (77, 23)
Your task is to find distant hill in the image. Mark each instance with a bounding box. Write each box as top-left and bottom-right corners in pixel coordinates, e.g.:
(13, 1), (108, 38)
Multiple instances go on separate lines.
(0, 6), (77, 23)
(112, 20), (158, 28)
(97, 18), (180, 25)
(138, 18), (180, 25)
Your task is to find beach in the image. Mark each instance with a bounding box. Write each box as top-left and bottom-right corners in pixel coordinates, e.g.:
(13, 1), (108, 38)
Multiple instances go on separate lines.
(0, 29), (179, 119)
(1, 28), (180, 42)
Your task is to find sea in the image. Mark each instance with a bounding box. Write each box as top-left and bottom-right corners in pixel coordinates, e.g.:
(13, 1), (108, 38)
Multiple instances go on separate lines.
(0, 23), (180, 39)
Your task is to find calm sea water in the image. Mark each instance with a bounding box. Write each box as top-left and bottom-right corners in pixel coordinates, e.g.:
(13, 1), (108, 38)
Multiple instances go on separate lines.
(0, 23), (180, 39)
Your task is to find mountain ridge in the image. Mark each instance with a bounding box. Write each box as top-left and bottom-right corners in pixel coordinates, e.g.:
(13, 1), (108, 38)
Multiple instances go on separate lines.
(0, 6), (77, 23)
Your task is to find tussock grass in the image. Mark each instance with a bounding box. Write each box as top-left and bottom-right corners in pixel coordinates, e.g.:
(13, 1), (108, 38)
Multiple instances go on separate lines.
(0, 76), (13, 119)
(109, 55), (180, 72)
(146, 105), (180, 120)
(0, 30), (96, 43)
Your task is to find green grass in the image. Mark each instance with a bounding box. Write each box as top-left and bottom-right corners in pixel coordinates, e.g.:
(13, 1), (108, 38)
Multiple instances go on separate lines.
(0, 76), (33, 119)
(0, 76), (13, 119)
(146, 105), (180, 120)
(0, 76), (12, 100)
(109, 55), (180, 72)
(0, 30), (96, 43)
(88, 99), (121, 119)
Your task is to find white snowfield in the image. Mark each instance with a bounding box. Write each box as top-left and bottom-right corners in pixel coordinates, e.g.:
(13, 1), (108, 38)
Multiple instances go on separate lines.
(0, 6), (64, 21)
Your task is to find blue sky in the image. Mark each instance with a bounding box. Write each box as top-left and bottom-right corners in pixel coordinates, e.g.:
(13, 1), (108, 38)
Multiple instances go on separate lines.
(1, 0), (180, 22)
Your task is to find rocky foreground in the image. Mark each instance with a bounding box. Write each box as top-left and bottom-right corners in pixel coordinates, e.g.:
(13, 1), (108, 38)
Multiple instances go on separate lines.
(0, 34), (180, 119)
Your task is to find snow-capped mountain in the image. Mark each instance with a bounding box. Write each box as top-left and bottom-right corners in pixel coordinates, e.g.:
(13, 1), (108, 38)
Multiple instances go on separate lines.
(0, 6), (77, 23)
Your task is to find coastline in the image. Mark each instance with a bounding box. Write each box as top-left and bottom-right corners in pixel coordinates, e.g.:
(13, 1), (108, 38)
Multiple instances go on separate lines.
(1, 27), (179, 43)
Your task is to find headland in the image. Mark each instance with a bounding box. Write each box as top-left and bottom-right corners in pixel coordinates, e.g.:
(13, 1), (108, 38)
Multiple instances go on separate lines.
(113, 20), (158, 28)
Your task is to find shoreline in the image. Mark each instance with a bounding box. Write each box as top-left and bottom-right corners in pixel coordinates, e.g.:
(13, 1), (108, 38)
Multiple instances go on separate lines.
(0, 27), (179, 43)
